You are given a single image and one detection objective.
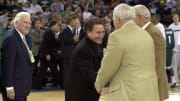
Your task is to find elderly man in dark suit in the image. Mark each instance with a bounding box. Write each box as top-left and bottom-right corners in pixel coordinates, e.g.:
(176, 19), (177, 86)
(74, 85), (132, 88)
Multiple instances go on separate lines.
(65, 17), (105, 101)
(1, 12), (34, 101)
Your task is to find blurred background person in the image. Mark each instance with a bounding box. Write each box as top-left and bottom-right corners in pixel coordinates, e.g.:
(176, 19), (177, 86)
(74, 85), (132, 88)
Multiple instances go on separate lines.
(65, 17), (104, 101)
(168, 12), (180, 88)
(60, 12), (79, 88)
(34, 20), (62, 89)
(30, 18), (44, 75)
(151, 14), (166, 39)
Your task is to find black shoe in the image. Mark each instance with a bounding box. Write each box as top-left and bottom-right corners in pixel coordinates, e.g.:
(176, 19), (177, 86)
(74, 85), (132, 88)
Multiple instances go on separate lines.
(171, 83), (177, 88)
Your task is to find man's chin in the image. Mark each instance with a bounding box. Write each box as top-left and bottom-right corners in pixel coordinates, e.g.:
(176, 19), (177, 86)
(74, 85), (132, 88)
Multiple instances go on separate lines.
(97, 41), (103, 44)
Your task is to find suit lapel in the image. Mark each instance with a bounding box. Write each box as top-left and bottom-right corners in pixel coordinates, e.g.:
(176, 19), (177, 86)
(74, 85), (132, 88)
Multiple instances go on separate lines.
(145, 22), (153, 31)
(86, 37), (102, 59)
(13, 29), (30, 61)
(66, 26), (73, 35)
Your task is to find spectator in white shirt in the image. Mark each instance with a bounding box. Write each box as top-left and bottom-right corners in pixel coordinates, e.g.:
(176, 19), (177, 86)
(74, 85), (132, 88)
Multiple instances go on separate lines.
(82, 6), (92, 21)
(152, 14), (166, 39)
(168, 12), (180, 88)
(29, 0), (43, 14)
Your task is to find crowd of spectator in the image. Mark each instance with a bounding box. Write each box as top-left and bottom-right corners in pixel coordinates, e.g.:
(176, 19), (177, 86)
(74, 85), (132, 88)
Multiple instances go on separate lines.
(0, 0), (179, 36)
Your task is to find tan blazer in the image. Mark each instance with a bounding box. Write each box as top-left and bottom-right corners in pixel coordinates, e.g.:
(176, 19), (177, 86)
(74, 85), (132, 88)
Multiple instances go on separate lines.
(145, 22), (169, 101)
(95, 21), (159, 101)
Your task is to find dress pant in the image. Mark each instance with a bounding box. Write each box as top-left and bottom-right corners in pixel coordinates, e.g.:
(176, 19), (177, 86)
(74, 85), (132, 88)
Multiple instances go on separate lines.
(33, 53), (63, 89)
(33, 56), (39, 76)
(62, 58), (70, 89)
(171, 51), (180, 84)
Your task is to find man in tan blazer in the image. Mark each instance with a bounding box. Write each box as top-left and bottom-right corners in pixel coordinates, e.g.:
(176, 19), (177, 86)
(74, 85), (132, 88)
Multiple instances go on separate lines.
(95, 3), (159, 101)
(134, 5), (169, 101)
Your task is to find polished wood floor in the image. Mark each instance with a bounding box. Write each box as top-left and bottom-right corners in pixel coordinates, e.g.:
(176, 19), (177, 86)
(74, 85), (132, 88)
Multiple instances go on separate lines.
(0, 83), (180, 101)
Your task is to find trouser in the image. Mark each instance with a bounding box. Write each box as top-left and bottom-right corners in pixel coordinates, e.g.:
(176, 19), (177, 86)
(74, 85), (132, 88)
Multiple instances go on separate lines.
(171, 51), (180, 83)
(33, 58), (62, 88)
(62, 58), (70, 89)
(33, 56), (39, 76)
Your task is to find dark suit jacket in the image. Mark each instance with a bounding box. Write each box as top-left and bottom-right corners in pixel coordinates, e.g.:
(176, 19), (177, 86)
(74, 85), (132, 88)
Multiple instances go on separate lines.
(79, 28), (85, 41)
(40, 28), (61, 61)
(60, 26), (75, 59)
(145, 22), (169, 101)
(65, 37), (103, 101)
(1, 29), (33, 96)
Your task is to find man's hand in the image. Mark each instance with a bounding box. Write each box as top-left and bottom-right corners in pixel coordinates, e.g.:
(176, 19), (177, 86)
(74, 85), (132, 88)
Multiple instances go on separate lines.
(73, 35), (79, 43)
(94, 83), (102, 94)
(7, 89), (15, 100)
(96, 88), (102, 94)
(46, 54), (51, 61)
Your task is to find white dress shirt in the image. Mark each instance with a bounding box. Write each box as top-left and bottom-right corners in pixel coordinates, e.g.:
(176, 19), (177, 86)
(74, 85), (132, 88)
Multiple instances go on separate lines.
(156, 22), (166, 39)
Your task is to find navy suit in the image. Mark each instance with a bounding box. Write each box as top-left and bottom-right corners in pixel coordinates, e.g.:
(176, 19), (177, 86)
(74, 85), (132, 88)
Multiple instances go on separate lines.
(1, 29), (33, 100)
(61, 26), (75, 59)
(34, 28), (62, 89)
(60, 26), (76, 87)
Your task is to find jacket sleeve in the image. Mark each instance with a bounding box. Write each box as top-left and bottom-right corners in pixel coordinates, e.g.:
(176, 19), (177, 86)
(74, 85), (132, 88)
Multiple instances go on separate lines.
(1, 36), (16, 87)
(61, 29), (74, 45)
(76, 52), (97, 85)
(95, 34), (123, 90)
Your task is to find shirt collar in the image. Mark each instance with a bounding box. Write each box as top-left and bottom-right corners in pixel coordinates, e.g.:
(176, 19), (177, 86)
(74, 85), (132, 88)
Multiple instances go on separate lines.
(67, 25), (73, 32)
(142, 21), (151, 30)
(15, 28), (25, 40)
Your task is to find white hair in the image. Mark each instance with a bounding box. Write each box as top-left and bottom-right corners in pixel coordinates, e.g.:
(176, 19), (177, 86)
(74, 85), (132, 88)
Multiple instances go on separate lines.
(13, 12), (31, 27)
(113, 3), (136, 21)
(133, 5), (151, 20)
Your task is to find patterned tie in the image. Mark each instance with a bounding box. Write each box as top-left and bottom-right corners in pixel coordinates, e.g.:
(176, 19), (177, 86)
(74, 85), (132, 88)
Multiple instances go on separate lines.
(23, 36), (35, 63)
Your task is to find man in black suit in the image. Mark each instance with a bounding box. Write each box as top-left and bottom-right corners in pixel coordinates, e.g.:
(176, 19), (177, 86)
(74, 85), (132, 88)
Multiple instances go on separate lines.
(73, 18), (85, 43)
(65, 17), (105, 101)
(60, 13), (79, 88)
(1, 12), (34, 101)
(34, 20), (62, 89)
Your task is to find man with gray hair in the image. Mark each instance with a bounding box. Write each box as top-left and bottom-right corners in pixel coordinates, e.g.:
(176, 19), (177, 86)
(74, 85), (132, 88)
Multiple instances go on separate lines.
(134, 4), (169, 101)
(1, 12), (34, 101)
(95, 3), (159, 101)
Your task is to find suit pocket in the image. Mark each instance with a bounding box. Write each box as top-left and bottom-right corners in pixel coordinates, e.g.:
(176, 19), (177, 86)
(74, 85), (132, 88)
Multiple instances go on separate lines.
(109, 85), (121, 93)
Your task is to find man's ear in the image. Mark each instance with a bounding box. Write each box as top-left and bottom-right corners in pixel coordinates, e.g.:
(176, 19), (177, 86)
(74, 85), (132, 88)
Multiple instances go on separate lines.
(87, 30), (91, 34)
(87, 30), (91, 36)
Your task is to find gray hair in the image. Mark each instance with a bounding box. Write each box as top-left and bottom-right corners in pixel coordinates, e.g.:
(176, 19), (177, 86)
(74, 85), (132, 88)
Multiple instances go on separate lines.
(113, 3), (136, 21)
(13, 12), (31, 27)
(133, 5), (151, 20)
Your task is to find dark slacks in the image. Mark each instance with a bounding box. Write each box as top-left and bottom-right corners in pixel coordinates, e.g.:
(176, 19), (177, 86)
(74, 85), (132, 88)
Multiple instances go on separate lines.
(62, 58), (70, 89)
(33, 52), (63, 89)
